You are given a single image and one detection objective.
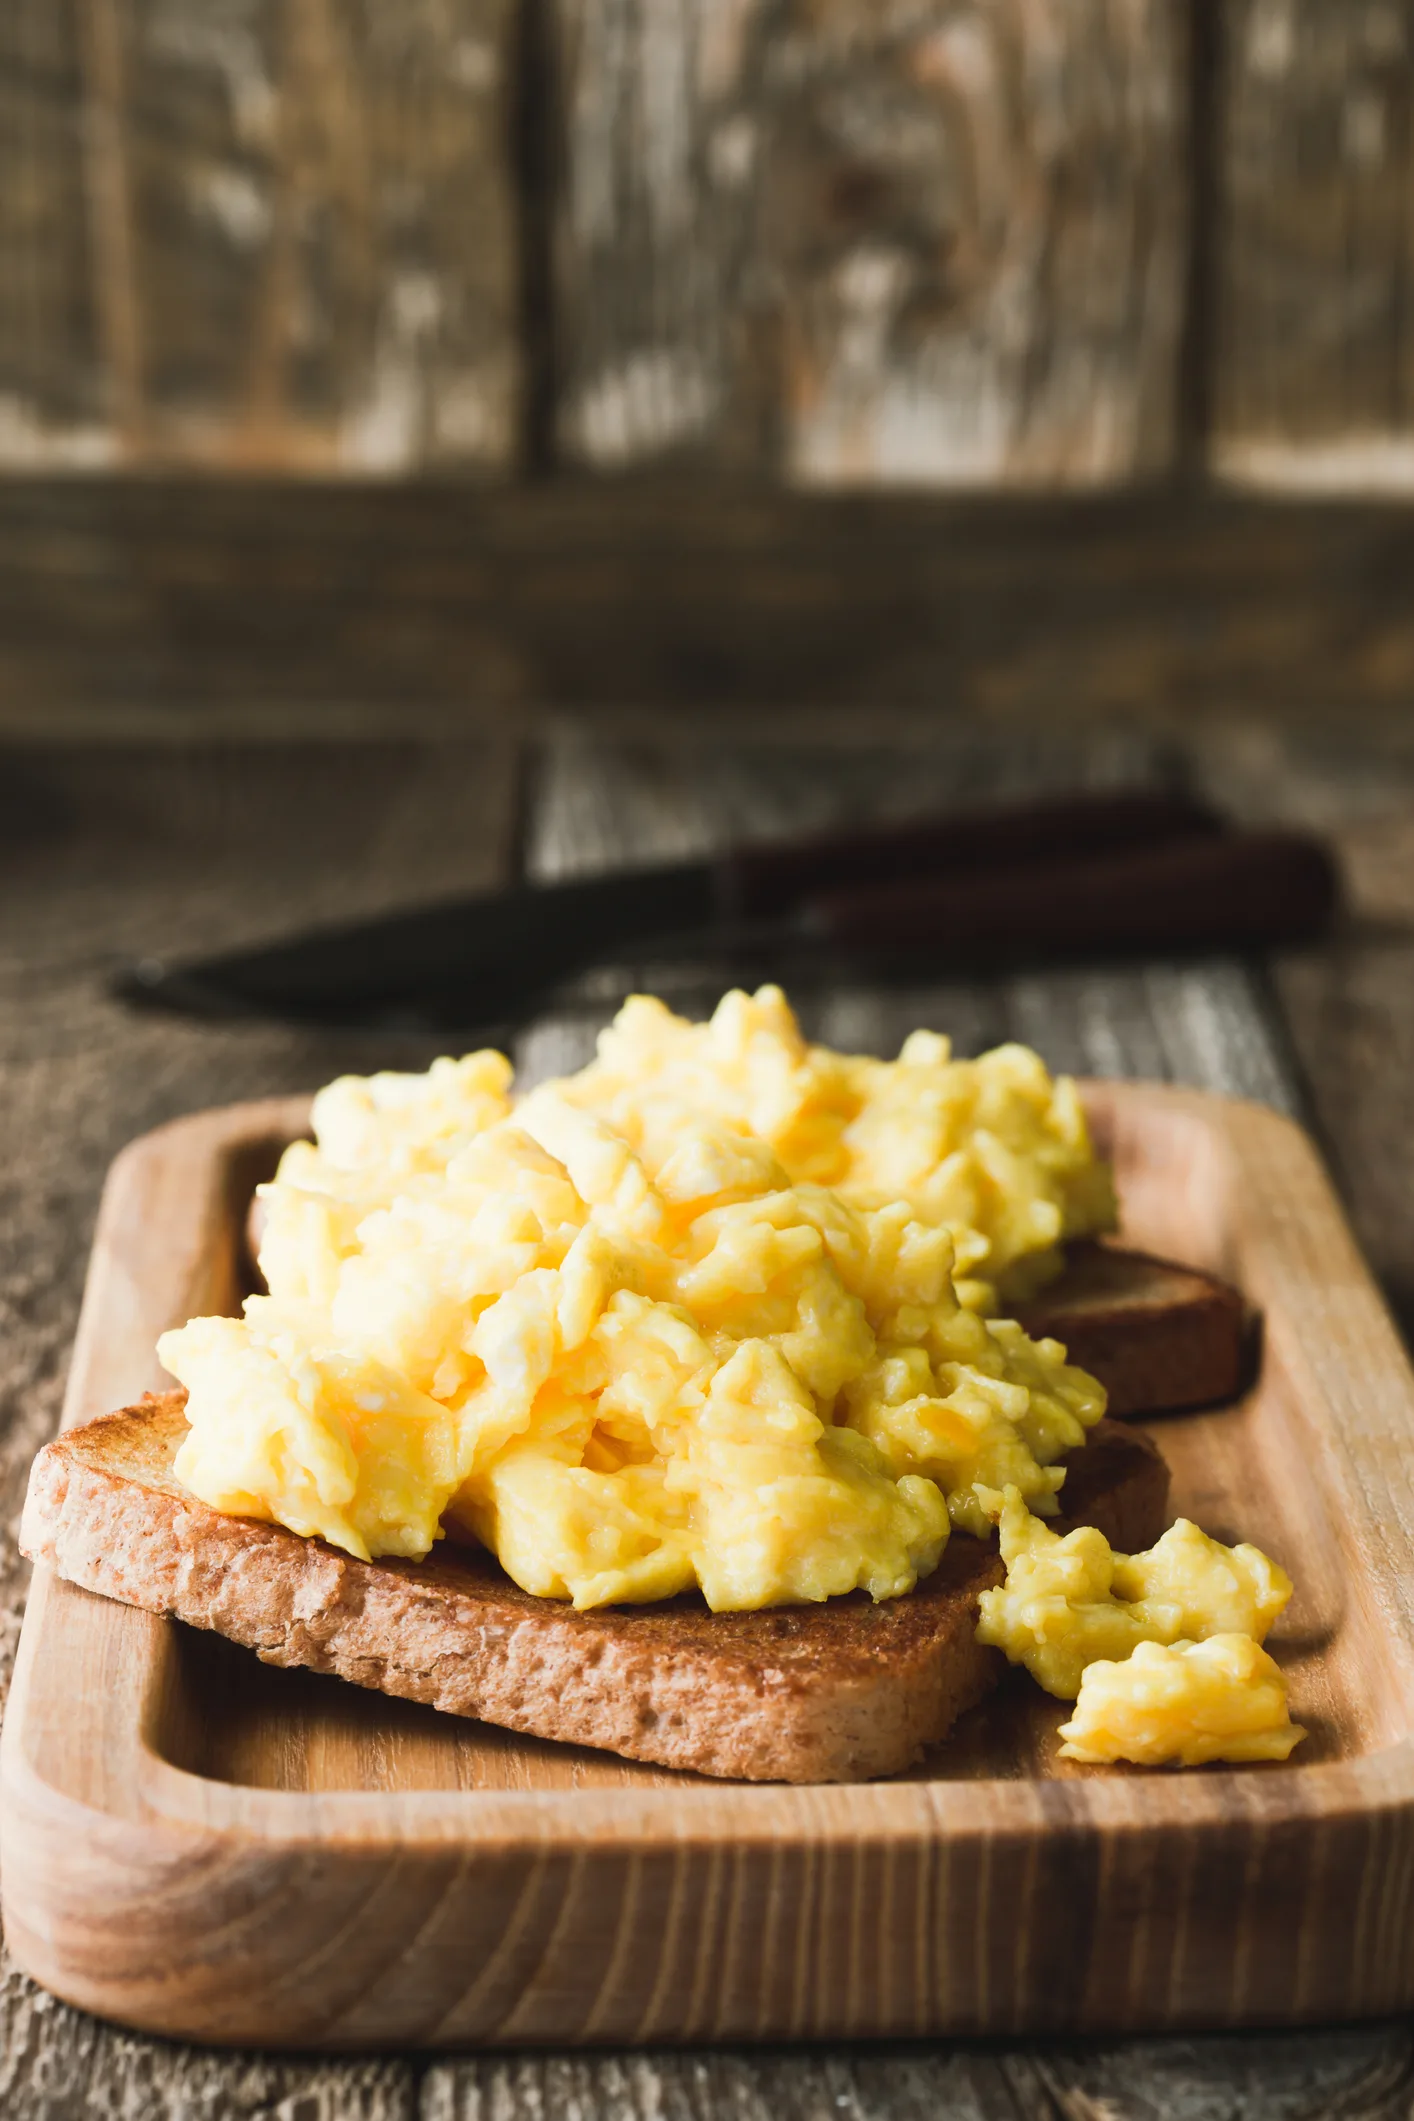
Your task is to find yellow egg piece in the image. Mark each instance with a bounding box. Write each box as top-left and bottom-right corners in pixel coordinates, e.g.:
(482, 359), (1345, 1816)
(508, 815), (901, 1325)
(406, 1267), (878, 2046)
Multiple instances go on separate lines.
(1057, 1636), (1306, 1767)
(974, 1486), (1295, 1699)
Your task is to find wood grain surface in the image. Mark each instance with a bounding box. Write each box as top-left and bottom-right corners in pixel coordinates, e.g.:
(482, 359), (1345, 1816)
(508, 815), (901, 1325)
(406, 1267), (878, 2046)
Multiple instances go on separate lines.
(13, 480), (1414, 740)
(1215, 0), (1414, 490)
(1, 732), (1412, 2110)
(0, 8), (103, 469)
(0, 0), (520, 473)
(420, 2039), (1414, 2119)
(553, 0), (1185, 481)
(17, 2), (1414, 496)
(7, 0), (1188, 488)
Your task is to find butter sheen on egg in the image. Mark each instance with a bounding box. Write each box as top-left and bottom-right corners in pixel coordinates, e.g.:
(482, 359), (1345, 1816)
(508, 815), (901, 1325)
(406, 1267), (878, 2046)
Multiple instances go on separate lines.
(158, 987), (1112, 1611)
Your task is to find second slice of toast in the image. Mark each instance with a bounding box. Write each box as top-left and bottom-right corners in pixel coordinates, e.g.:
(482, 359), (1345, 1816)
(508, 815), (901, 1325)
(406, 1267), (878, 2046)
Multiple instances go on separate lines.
(20, 1393), (1169, 1783)
(1017, 1243), (1249, 1417)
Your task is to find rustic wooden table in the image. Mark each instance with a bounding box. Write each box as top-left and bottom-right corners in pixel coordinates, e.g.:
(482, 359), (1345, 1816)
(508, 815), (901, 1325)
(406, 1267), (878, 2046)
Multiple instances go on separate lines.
(4, 724), (1414, 2117)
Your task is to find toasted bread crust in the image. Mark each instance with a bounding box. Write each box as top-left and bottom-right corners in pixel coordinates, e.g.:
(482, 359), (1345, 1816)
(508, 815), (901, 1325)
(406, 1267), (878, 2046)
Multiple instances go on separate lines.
(1018, 1242), (1250, 1417)
(21, 1392), (1169, 1782)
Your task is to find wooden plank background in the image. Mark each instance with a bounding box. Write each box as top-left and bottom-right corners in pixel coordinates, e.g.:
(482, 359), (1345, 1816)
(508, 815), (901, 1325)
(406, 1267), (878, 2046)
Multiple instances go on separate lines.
(1216, 0), (1414, 488)
(9, 0), (1414, 491)
(0, 0), (521, 473)
(6, 479), (1414, 741)
(552, 0), (1186, 482)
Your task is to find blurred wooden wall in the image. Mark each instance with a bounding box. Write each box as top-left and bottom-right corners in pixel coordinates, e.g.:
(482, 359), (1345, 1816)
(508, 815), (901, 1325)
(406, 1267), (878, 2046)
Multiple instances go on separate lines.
(551, 0), (1185, 484)
(0, 0), (521, 473)
(4, 2), (1414, 738)
(8, 0), (1406, 493)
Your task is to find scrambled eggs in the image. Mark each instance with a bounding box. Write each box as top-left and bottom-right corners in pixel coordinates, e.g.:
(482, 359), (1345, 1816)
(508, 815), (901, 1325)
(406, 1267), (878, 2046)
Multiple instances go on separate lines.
(158, 988), (1109, 1610)
(555, 987), (1116, 1308)
(1057, 1637), (1306, 1767)
(977, 1485), (1303, 1766)
(975, 1487), (1293, 1699)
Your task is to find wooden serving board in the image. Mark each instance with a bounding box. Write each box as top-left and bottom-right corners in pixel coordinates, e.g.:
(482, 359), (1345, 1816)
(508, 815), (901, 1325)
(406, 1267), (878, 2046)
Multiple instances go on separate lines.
(5, 1080), (1414, 2048)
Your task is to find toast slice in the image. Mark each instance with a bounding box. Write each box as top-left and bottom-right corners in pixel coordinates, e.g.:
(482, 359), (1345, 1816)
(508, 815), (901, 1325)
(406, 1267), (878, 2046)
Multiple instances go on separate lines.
(1017, 1243), (1250, 1417)
(20, 1392), (1169, 1784)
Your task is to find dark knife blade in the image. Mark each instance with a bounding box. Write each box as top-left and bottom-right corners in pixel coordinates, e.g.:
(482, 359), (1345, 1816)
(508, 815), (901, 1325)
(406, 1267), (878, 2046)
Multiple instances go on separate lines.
(116, 858), (722, 1028)
(113, 788), (1222, 1028)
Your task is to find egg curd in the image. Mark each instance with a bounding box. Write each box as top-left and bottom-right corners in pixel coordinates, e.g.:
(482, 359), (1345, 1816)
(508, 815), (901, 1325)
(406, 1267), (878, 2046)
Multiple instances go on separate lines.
(1057, 1636), (1305, 1767)
(554, 986), (1117, 1309)
(157, 989), (1111, 1611)
(977, 1485), (1304, 1765)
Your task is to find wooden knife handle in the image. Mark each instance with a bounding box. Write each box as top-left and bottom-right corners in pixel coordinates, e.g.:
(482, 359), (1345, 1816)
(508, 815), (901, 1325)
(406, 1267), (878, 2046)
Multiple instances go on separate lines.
(721, 788), (1221, 918)
(808, 829), (1340, 961)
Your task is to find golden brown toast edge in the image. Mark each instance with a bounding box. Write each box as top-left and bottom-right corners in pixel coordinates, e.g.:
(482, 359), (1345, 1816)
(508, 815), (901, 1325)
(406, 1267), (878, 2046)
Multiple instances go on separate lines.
(20, 1392), (1169, 1784)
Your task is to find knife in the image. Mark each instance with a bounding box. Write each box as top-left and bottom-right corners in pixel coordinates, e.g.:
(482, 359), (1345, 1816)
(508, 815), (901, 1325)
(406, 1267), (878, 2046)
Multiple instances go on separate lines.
(115, 796), (1338, 1029)
(114, 789), (1225, 1027)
